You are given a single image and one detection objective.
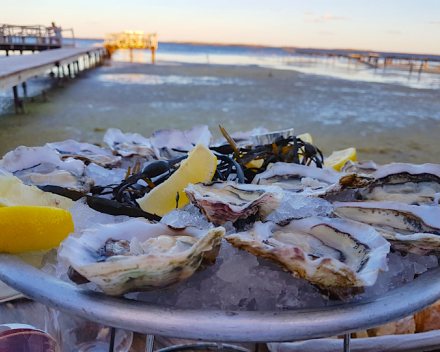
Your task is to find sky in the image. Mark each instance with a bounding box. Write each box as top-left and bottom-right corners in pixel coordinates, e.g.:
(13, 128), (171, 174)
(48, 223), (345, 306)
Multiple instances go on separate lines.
(3, 0), (440, 54)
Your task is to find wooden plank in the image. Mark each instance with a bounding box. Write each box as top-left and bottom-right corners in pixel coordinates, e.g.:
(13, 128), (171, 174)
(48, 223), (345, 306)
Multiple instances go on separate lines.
(0, 47), (105, 91)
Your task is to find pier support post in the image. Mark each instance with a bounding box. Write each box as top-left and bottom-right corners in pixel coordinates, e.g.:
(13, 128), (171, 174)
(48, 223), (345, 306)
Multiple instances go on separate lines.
(22, 82), (27, 98)
(12, 86), (24, 114)
(151, 48), (155, 63)
(68, 64), (72, 78)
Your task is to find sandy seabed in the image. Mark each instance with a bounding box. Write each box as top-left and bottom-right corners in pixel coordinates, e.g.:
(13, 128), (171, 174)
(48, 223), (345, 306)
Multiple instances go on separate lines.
(0, 60), (439, 165)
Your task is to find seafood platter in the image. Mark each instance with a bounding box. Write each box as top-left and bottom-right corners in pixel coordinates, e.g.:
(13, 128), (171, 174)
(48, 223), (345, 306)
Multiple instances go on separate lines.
(1, 125), (440, 344)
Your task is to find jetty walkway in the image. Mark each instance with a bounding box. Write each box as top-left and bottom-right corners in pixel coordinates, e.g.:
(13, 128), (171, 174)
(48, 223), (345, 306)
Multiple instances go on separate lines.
(283, 47), (440, 71)
(0, 46), (107, 113)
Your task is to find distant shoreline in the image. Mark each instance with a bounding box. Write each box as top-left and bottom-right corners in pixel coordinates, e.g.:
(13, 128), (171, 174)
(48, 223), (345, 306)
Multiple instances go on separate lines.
(73, 38), (439, 60)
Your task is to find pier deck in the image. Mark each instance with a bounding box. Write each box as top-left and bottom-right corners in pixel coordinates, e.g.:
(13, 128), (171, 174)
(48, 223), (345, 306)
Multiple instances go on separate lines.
(0, 46), (106, 91)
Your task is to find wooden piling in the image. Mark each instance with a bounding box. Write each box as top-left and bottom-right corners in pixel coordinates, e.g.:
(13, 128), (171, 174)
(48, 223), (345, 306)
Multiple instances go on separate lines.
(12, 86), (19, 114)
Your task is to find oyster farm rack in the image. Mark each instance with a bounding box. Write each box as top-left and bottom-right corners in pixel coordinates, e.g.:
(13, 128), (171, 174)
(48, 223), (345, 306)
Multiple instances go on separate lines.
(1, 254), (440, 352)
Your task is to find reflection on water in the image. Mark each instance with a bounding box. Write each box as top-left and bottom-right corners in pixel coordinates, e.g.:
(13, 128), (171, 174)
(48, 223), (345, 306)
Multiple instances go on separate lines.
(98, 74), (252, 86)
(110, 44), (440, 90)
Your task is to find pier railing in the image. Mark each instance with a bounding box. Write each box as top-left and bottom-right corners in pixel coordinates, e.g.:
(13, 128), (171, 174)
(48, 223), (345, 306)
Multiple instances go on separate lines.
(0, 24), (76, 52)
(104, 30), (158, 62)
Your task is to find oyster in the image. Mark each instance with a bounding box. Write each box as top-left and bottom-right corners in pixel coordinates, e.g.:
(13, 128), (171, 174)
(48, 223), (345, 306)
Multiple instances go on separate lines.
(341, 160), (378, 174)
(0, 146), (84, 174)
(46, 140), (121, 168)
(252, 163), (341, 191)
(333, 201), (440, 254)
(0, 146), (92, 192)
(59, 218), (225, 295)
(252, 163), (373, 202)
(103, 128), (156, 158)
(184, 181), (283, 225)
(226, 217), (389, 293)
(362, 163), (440, 204)
(150, 125), (212, 158)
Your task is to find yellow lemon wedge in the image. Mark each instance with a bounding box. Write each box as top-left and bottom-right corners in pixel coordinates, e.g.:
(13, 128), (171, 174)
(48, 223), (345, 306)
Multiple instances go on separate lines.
(245, 159), (264, 169)
(0, 206), (74, 254)
(324, 147), (357, 171)
(0, 173), (73, 210)
(297, 132), (313, 144)
(137, 142), (217, 216)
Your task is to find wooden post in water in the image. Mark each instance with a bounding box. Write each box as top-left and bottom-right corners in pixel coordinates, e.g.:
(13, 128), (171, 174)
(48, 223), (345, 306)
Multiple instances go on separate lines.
(12, 86), (19, 114)
(151, 48), (155, 63)
(22, 82), (27, 98)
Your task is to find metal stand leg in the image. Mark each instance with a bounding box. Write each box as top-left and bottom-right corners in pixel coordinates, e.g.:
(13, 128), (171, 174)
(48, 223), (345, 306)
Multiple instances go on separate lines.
(109, 327), (116, 352)
(146, 334), (155, 352)
(343, 334), (350, 352)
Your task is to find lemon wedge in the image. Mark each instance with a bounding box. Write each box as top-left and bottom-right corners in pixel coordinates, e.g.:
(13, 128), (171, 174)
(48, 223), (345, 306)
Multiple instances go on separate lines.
(0, 173), (73, 210)
(246, 159), (264, 169)
(297, 132), (313, 144)
(324, 148), (357, 171)
(137, 142), (217, 216)
(0, 206), (74, 254)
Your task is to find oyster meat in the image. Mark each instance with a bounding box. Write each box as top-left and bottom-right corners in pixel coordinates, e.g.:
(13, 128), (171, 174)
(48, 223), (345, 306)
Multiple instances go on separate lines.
(184, 181), (283, 224)
(362, 163), (440, 204)
(226, 217), (389, 294)
(59, 218), (225, 295)
(333, 201), (440, 255)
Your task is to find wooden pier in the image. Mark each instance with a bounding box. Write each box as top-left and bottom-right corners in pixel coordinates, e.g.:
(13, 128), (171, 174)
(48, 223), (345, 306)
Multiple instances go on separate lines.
(0, 46), (108, 113)
(282, 47), (440, 71)
(105, 31), (158, 62)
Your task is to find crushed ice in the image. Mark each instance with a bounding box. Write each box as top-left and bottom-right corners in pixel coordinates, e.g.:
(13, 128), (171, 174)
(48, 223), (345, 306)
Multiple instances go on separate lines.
(266, 191), (332, 223)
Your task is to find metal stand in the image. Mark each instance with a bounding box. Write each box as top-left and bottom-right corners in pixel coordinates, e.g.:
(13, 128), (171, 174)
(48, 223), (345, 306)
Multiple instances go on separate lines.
(146, 335), (155, 352)
(343, 334), (350, 352)
(2, 254), (440, 352)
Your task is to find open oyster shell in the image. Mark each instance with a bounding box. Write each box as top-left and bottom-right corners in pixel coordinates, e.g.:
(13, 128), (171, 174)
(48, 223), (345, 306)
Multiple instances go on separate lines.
(226, 217), (389, 294)
(103, 128), (156, 158)
(252, 162), (342, 192)
(333, 201), (440, 255)
(58, 219), (225, 295)
(362, 163), (440, 204)
(46, 140), (122, 168)
(0, 146), (92, 192)
(184, 181), (283, 225)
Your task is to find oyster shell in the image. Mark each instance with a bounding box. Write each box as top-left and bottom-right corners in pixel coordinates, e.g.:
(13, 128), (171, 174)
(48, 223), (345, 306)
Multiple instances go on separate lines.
(150, 125), (212, 158)
(184, 181), (283, 224)
(0, 146), (92, 192)
(333, 201), (440, 254)
(341, 160), (378, 174)
(103, 128), (156, 158)
(46, 140), (121, 168)
(362, 163), (440, 204)
(0, 146), (84, 174)
(226, 217), (389, 292)
(59, 218), (225, 295)
(252, 163), (341, 191)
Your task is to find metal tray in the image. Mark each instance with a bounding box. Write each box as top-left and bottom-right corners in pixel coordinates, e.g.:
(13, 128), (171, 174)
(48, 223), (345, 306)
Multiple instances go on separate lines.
(1, 254), (440, 343)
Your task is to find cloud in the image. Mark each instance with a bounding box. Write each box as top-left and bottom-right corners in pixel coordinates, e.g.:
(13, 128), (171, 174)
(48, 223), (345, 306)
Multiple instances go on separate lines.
(387, 30), (402, 35)
(308, 14), (349, 23)
(429, 21), (440, 24)
(318, 31), (335, 35)
(304, 11), (313, 15)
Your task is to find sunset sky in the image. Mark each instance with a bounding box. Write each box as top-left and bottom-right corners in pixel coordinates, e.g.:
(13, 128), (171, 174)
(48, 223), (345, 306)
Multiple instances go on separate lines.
(4, 0), (440, 54)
